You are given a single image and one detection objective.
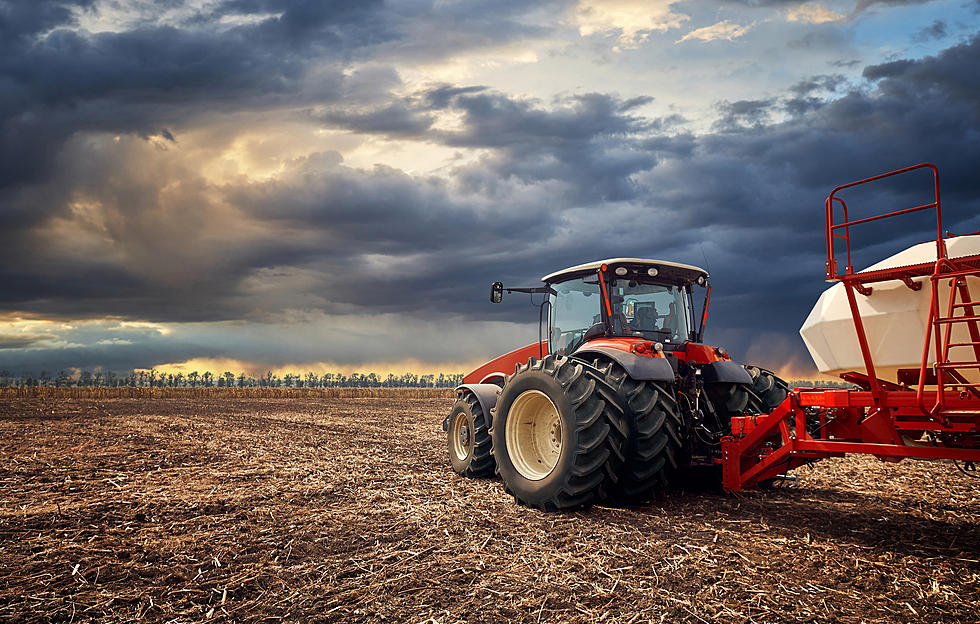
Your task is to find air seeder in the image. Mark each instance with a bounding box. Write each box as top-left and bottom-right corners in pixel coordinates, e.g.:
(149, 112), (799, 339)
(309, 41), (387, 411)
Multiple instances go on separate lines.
(445, 163), (980, 511)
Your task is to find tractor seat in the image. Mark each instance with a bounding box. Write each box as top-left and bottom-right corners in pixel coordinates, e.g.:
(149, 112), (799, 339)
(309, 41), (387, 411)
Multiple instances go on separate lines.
(633, 304), (657, 329)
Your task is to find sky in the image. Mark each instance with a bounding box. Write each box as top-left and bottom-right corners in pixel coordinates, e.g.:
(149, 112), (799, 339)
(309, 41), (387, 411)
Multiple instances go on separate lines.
(2, 0), (980, 379)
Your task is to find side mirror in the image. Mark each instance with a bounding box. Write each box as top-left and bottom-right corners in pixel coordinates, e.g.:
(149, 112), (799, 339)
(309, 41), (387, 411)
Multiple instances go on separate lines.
(490, 282), (504, 303)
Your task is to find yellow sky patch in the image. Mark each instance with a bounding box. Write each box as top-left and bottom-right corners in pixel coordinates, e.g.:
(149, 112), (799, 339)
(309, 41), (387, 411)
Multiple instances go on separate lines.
(145, 357), (480, 378)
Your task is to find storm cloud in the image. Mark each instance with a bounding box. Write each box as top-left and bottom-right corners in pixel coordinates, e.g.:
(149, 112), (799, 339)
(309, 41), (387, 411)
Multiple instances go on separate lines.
(2, 0), (978, 376)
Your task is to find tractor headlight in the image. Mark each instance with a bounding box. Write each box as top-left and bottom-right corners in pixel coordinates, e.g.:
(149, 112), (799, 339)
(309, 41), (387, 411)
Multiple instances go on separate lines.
(647, 267), (659, 277)
(697, 275), (706, 286)
(615, 266), (628, 276)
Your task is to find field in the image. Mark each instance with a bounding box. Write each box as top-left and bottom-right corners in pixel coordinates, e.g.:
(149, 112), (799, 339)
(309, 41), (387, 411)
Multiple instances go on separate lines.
(0, 393), (977, 623)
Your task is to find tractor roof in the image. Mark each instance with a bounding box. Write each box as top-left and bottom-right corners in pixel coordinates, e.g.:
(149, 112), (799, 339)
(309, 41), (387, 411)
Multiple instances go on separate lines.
(541, 258), (709, 284)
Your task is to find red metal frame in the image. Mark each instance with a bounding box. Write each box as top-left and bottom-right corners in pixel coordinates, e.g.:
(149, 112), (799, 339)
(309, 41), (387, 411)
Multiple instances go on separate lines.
(723, 163), (980, 491)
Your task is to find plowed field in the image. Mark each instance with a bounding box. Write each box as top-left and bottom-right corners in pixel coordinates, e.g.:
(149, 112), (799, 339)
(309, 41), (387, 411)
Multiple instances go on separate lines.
(0, 395), (977, 623)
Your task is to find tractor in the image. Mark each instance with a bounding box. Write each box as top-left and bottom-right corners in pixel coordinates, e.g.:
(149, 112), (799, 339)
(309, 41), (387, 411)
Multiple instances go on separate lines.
(443, 257), (789, 511)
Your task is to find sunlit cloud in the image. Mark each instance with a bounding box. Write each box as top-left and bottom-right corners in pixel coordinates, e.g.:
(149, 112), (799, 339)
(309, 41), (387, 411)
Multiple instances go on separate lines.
(786, 3), (846, 25)
(676, 20), (755, 44)
(575, 0), (690, 49)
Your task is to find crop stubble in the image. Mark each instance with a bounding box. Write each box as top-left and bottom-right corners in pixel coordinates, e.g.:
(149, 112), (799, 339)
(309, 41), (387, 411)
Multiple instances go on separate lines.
(0, 393), (977, 623)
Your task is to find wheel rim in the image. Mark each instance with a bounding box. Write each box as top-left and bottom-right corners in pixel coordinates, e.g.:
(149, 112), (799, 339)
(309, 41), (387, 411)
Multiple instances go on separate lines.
(450, 411), (471, 461)
(505, 389), (562, 481)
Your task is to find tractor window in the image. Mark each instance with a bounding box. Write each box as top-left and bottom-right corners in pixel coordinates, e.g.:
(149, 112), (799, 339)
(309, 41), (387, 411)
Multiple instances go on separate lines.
(549, 277), (603, 355)
(610, 280), (691, 344)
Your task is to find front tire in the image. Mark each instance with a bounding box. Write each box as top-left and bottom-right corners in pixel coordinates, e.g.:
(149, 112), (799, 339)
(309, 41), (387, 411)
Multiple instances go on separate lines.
(447, 392), (495, 478)
(492, 355), (614, 511)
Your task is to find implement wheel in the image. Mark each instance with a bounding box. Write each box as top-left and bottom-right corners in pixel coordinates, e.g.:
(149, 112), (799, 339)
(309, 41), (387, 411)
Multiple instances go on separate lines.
(492, 354), (614, 511)
(447, 392), (495, 478)
(583, 357), (681, 505)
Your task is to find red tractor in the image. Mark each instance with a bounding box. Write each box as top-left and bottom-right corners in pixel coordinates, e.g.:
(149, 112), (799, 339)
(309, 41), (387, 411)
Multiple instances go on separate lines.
(445, 163), (980, 512)
(444, 258), (788, 511)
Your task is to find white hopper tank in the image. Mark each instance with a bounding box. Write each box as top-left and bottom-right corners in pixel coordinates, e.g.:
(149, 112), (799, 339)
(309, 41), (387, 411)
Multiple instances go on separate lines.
(800, 235), (980, 382)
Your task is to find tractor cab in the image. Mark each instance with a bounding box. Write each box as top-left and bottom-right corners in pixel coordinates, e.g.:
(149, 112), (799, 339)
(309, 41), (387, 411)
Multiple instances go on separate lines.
(543, 258), (709, 356)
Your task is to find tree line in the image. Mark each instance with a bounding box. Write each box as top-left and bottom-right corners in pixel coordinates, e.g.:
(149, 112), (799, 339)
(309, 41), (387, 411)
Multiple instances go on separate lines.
(0, 369), (852, 390)
(0, 370), (465, 389)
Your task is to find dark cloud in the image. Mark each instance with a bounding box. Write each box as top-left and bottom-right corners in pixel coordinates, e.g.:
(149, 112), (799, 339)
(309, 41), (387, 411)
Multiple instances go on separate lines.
(913, 19), (947, 41)
(853, 0), (937, 14)
(424, 85), (489, 109)
(784, 75), (847, 115)
(789, 74), (846, 97)
(314, 101), (435, 138)
(0, 1), (93, 45)
(437, 91), (658, 204)
(713, 99), (777, 129)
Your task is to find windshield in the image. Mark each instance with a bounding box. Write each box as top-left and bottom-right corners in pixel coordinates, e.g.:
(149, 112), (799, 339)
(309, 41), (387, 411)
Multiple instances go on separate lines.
(549, 276), (603, 355)
(608, 278), (691, 344)
(548, 274), (693, 354)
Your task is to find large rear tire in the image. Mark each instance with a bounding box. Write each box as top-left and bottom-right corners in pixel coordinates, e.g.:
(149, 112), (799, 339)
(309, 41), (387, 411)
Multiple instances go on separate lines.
(704, 366), (790, 422)
(492, 355), (614, 511)
(745, 366), (790, 412)
(582, 357), (682, 505)
(704, 366), (792, 490)
(447, 392), (496, 478)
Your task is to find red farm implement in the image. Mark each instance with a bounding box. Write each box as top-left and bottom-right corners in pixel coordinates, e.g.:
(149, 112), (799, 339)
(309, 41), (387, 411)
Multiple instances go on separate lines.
(722, 163), (980, 491)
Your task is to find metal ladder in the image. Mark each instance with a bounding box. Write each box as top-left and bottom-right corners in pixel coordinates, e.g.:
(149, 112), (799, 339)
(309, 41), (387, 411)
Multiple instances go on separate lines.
(923, 257), (980, 422)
